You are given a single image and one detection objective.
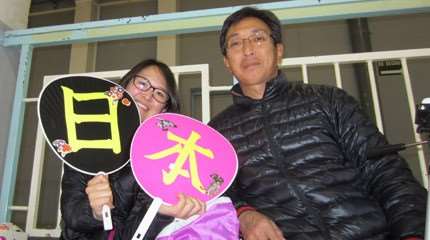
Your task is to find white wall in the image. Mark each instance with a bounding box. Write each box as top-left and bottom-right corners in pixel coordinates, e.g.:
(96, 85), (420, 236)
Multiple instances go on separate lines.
(0, 0), (30, 206)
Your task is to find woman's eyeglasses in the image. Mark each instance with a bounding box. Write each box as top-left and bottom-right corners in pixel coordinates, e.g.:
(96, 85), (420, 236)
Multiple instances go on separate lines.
(132, 75), (170, 104)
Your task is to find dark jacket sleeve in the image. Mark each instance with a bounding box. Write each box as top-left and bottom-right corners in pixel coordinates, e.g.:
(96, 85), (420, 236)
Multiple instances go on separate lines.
(328, 87), (426, 239)
(60, 165), (105, 239)
(223, 176), (250, 210)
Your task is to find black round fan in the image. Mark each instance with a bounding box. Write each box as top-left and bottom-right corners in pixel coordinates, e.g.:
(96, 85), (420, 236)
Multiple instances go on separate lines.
(38, 75), (140, 175)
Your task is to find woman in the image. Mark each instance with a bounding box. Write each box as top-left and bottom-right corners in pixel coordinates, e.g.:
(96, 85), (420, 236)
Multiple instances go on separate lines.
(60, 59), (206, 240)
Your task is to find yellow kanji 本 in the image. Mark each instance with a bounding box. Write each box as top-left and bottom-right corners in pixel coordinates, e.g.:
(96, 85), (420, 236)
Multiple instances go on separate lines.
(145, 131), (214, 193)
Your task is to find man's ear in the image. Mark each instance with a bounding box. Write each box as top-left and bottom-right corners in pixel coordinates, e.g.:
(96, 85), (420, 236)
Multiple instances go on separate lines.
(223, 56), (232, 73)
(276, 43), (284, 64)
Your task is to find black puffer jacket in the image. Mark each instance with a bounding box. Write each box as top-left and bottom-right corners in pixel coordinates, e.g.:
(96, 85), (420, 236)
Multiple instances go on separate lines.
(60, 165), (173, 240)
(209, 73), (426, 240)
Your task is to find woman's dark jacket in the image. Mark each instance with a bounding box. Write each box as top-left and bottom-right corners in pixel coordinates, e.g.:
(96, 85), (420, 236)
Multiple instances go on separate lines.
(60, 165), (173, 240)
(208, 73), (426, 240)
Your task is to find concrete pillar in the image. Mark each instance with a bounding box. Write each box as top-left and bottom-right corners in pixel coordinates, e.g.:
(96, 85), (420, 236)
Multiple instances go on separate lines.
(157, 0), (178, 66)
(0, 0), (31, 29)
(69, 0), (98, 73)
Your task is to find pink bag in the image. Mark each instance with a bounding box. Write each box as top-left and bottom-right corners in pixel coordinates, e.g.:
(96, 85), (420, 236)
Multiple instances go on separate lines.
(156, 197), (239, 240)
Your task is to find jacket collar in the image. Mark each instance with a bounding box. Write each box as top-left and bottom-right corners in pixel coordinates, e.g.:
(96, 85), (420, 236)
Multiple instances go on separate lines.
(231, 71), (288, 106)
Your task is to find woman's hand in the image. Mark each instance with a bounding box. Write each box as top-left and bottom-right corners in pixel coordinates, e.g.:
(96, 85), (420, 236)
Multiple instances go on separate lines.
(158, 193), (206, 219)
(85, 175), (114, 220)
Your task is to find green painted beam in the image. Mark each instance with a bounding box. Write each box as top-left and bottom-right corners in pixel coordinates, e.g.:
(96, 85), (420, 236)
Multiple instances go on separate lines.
(274, 0), (430, 23)
(2, 0), (430, 47)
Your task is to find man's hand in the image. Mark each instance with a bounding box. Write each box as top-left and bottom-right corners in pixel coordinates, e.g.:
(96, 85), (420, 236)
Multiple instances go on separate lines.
(158, 193), (206, 219)
(239, 210), (285, 240)
(85, 175), (114, 220)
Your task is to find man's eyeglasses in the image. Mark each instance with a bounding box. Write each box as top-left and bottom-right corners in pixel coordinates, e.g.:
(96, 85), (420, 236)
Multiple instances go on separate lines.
(226, 30), (272, 52)
(132, 75), (170, 104)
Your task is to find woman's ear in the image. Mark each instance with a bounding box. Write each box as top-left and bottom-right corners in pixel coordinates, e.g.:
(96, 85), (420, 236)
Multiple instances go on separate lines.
(161, 108), (167, 113)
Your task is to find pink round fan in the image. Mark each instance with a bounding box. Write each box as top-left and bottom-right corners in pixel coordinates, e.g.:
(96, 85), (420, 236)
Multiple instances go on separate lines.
(130, 113), (238, 239)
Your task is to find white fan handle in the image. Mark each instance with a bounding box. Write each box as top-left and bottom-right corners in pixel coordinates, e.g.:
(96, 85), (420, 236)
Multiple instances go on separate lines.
(96, 171), (113, 231)
(132, 198), (163, 240)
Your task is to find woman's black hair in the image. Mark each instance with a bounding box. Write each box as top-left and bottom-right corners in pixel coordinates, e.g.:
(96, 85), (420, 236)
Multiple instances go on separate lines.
(120, 59), (180, 113)
(219, 7), (283, 56)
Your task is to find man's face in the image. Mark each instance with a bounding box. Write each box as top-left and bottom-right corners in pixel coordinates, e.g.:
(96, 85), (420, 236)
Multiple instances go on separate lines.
(223, 17), (283, 90)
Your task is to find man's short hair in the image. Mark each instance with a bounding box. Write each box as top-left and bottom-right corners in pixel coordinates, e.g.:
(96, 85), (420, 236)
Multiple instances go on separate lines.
(219, 7), (283, 56)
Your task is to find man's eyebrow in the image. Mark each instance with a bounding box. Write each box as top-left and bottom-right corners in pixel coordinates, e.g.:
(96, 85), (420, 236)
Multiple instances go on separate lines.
(227, 28), (266, 40)
(251, 28), (264, 33)
(226, 32), (239, 40)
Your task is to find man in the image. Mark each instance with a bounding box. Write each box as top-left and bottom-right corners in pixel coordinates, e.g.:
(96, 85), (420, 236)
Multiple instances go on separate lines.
(209, 7), (426, 240)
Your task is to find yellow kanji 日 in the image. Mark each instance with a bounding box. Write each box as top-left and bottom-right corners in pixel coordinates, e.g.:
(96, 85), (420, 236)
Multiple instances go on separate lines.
(62, 86), (121, 154)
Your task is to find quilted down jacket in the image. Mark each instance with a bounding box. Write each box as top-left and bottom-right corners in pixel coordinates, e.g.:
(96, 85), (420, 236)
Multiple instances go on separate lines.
(209, 72), (426, 240)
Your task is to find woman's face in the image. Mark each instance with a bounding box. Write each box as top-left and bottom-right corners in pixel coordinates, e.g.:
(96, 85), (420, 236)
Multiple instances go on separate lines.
(126, 65), (169, 121)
